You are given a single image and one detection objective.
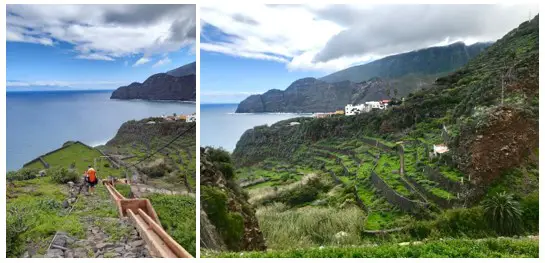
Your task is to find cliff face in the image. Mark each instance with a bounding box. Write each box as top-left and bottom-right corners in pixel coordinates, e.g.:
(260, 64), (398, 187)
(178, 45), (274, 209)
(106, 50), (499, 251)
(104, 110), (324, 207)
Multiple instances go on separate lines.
(110, 73), (196, 101)
(236, 42), (492, 113)
(200, 147), (266, 252)
(236, 78), (393, 113)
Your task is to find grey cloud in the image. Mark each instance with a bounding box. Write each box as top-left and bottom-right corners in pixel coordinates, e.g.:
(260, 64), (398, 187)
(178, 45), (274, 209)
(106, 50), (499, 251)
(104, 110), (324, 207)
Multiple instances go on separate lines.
(232, 13), (259, 26)
(102, 4), (195, 26)
(312, 4), (538, 62)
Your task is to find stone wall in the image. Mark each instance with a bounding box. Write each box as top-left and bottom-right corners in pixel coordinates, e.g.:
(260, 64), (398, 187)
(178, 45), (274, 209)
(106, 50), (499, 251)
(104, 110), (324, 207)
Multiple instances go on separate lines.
(423, 166), (461, 193)
(405, 175), (456, 209)
(370, 171), (423, 214)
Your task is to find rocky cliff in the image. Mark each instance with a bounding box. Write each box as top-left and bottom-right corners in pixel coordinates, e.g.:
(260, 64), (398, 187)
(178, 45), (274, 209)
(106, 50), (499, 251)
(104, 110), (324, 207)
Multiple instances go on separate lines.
(200, 147), (266, 252)
(236, 42), (491, 113)
(110, 73), (195, 101)
(236, 78), (395, 113)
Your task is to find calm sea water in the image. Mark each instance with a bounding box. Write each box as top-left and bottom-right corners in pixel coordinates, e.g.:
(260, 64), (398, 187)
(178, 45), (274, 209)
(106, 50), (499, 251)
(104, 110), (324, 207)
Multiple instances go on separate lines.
(7, 90), (195, 171)
(200, 104), (310, 151)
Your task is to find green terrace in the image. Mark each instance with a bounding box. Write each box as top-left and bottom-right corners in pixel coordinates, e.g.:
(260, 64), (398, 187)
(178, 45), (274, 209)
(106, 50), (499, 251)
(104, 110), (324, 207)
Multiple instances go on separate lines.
(24, 142), (121, 178)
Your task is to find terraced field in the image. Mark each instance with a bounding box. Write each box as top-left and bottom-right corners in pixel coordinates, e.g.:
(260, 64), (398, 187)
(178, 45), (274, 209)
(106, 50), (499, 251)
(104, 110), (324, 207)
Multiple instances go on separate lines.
(237, 133), (465, 231)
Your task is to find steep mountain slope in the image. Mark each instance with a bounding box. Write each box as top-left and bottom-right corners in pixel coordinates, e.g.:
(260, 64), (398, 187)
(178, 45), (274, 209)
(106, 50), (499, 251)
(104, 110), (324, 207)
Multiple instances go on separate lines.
(111, 62), (196, 101)
(234, 15), (538, 198)
(236, 42), (491, 113)
(321, 42), (491, 83)
(167, 61), (196, 77)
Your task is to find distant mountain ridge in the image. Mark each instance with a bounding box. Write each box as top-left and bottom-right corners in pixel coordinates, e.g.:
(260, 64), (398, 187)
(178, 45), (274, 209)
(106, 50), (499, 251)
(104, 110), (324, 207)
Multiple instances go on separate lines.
(110, 61), (196, 101)
(167, 61), (196, 77)
(236, 42), (491, 113)
(321, 42), (492, 83)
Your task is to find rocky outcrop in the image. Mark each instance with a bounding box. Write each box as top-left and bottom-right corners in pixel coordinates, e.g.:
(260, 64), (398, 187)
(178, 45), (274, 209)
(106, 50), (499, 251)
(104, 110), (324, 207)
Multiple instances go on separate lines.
(200, 147), (266, 252)
(111, 73), (195, 101)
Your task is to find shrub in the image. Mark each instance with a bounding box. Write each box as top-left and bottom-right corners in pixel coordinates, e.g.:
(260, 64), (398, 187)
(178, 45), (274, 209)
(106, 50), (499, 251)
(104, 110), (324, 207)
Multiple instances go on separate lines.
(216, 162), (235, 180)
(141, 162), (172, 178)
(206, 147), (232, 163)
(49, 167), (79, 184)
(7, 168), (40, 181)
(482, 192), (522, 236)
(433, 207), (493, 238)
(201, 186), (245, 251)
(6, 206), (29, 257)
(406, 221), (432, 239)
(520, 192), (538, 233)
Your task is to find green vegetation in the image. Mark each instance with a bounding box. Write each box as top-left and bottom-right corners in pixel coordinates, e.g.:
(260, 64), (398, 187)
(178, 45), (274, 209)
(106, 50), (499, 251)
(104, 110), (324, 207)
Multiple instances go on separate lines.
(49, 167), (79, 184)
(6, 177), (117, 257)
(482, 192), (522, 235)
(148, 194), (196, 257)
(201, 186), (245, 251)
(256, 204), (365, 249)
(207, 237), (538, 258)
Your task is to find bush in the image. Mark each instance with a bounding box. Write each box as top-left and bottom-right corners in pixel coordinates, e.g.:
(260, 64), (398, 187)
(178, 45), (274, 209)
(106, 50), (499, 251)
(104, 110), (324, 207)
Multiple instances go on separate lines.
(433, 207), (493, 238)
(206, 147), (232, 163)
(141, 162), (172, 178)
(49, 167), (79, 184)
(7, 206), (29, 257)
(201, 186), (245, 251)
(406, 221), (432, 239)
(7, 168), (40, 181)
(482, 192), (522, 236)
(520, 192), (538, 233)
(216, 162), (235, 180)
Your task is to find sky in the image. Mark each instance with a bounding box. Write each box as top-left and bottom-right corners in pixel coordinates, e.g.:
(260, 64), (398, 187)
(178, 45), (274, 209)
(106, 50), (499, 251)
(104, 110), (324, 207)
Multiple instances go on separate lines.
(200, 4), (538, 103)
(6, 4), (196, 92)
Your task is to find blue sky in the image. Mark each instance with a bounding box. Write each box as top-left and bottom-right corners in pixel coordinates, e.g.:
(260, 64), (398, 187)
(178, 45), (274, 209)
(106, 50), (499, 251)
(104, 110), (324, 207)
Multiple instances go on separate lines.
(6, 4), (195, 92)
(199, 4), (537, 104)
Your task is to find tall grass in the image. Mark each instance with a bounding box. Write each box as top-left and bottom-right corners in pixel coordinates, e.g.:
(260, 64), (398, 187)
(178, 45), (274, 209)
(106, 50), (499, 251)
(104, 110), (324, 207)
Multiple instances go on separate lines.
(256, 203), (365, 249)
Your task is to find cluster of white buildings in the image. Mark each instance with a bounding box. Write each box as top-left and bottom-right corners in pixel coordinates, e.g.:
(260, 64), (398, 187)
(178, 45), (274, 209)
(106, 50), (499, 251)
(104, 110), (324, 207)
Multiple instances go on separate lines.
(160, 113), (196, 122)
(345, 100), (390, 116)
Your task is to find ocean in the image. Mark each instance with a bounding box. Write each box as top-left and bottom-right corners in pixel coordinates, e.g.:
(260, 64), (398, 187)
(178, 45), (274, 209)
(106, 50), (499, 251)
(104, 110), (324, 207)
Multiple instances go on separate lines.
(6, 90), (195, 171)
(200, 103), (311, 151)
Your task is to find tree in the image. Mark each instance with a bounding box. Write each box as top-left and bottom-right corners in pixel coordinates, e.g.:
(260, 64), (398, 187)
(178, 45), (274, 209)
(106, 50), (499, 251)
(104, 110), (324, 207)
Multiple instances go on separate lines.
(394, 88), (398, 99)
(482, 192), (522, 235)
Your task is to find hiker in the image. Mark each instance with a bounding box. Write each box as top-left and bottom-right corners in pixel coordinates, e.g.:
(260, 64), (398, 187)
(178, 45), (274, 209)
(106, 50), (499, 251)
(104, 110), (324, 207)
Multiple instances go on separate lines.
(85, 165), (98, 195)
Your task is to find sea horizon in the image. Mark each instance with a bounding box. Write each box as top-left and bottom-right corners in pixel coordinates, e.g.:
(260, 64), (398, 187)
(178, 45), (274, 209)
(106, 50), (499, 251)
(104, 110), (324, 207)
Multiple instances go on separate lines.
(7, 90), (195, 171)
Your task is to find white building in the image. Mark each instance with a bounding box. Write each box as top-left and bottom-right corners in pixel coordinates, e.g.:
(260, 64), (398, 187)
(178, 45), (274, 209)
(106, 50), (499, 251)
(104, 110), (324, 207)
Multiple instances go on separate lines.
(345, 100), (390, 116)
(289, 122), (300, 126)
(186, 113), (196, 123)
(345, 104), (367, 116)
(433, 144), (449, 156)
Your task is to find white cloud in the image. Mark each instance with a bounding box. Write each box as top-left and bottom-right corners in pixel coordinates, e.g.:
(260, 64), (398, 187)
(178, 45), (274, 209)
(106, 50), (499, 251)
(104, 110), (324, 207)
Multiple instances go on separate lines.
(201, 4), (538, 72)
(133, 57), (151, 67)
(6, 4), (196, 62)
(152, 57), (172, 68)
(76, 53), (114, 61)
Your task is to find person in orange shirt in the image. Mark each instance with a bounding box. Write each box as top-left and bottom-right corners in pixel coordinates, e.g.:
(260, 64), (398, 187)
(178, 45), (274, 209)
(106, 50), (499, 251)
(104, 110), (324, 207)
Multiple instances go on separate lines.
(85, 165), (98, 195)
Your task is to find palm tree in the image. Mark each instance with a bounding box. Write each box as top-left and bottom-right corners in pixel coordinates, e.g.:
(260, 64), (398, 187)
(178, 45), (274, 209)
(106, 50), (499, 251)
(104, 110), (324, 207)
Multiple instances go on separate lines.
(482, 191), (522, 235)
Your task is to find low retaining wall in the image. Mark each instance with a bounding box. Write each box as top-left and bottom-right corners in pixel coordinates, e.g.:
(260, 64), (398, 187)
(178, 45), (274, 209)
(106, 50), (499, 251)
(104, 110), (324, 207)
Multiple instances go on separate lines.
(406, 175), (456, 209)
(361, 137), (394, 152)
(370, 171), (424, 215)
(423, 166), (461, 193)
